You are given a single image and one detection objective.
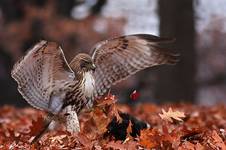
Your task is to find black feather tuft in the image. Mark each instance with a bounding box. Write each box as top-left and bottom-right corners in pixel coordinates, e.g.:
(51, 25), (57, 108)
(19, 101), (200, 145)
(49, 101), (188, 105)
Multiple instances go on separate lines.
(104, 112), (150, 141)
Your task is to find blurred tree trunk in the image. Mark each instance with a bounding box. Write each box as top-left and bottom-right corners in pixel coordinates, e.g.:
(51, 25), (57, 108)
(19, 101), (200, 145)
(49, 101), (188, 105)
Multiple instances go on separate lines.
(154, 0), (197, 103)
(56, 0), (75, 17)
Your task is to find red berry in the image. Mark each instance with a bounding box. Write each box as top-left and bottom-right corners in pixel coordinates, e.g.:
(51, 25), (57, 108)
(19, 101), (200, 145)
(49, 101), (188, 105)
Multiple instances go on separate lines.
(130, 90), (140, 101)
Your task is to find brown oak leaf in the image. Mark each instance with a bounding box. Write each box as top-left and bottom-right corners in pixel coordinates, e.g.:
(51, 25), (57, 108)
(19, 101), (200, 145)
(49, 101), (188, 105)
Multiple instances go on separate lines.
(28, 116), (45, 136)
(159, 108), (185, 123)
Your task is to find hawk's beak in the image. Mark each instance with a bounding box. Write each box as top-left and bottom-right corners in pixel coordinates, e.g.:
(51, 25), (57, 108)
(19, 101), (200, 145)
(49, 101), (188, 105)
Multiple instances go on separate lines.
(91, 64), (96, 71)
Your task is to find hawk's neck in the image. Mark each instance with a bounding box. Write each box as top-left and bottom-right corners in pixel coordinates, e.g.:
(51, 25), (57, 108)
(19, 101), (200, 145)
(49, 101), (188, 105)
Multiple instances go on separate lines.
(81, 71), (95, 98)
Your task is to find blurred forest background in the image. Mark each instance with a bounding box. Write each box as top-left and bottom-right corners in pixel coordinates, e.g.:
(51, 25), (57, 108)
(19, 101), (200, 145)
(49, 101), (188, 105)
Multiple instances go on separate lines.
(0, 0), (225, 106)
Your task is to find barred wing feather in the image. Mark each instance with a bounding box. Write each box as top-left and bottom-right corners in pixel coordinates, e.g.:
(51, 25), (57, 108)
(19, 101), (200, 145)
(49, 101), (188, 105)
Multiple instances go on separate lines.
(91, 34), (178, 99)
(11, 41), (74, 112)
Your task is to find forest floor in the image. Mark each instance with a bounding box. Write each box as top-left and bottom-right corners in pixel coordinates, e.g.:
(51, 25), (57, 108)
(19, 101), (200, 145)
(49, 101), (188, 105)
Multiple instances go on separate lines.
(1, 95), (226, 149)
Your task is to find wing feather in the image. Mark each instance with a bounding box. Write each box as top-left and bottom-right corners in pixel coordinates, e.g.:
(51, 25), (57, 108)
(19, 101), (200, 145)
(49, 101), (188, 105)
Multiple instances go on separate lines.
(11, 41), (74, 112)
(91, 34), (178, 99)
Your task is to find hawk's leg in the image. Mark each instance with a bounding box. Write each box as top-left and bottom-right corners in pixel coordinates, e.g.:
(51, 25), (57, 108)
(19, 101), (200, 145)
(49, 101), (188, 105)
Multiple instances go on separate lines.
(48, 120), (58, 130)
(63, 105), (80, 132)
(86, 99), (93, 110)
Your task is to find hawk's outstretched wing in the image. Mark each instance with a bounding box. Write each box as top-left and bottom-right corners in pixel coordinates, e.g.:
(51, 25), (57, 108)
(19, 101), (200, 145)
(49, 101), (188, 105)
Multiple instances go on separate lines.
(11, 41), (75, 112)
(91, 34), (178, 99)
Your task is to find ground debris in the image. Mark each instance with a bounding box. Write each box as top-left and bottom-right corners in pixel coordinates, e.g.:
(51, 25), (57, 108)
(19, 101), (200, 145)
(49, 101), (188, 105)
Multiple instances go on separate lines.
(159, 107), (186, 123)
(1, 97), (226, 149)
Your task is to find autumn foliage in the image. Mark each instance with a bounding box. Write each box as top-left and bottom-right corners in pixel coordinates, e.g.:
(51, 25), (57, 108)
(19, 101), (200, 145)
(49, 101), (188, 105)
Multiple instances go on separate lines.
(1, 95), (226, 149)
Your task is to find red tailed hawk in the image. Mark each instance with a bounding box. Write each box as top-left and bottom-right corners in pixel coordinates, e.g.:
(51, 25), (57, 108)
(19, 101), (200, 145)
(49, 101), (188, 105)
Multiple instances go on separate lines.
(11, 34), (178, 142)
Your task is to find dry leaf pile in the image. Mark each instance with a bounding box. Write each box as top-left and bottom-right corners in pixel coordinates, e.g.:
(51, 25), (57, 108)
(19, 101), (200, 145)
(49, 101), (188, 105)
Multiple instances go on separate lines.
(1, 95), (226, 149)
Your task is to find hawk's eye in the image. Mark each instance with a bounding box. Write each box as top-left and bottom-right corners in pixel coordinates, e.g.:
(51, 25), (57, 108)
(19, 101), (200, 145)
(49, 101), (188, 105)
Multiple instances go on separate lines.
(80, 61), (89, 68)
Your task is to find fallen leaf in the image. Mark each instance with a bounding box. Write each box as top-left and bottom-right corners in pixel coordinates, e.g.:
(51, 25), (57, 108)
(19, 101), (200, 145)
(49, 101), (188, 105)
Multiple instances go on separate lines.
(28, 116), (45, 136)
(203, 130), (226, 149)
(159, 108), (185, 123)
(178, 141), (205, 150)
(104, 141), (124, 150)
(126, 121), (132, 136)
(109, 104), (122, 123)
(139, 129), (159, 149)
(96, 94), (117, 107)
(7, 129), (21, 142)
(92, 107), (109, 134)
(49, 134), (67, 144)
(123, 121), (133, 143)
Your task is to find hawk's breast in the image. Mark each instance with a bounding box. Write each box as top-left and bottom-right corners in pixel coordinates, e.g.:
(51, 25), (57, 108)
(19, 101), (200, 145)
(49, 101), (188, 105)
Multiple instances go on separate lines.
(82, 71), (95, 98)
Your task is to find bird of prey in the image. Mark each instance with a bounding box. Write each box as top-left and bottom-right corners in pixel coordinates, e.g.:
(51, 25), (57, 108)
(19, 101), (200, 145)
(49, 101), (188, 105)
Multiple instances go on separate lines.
(11, 34), (178, 139)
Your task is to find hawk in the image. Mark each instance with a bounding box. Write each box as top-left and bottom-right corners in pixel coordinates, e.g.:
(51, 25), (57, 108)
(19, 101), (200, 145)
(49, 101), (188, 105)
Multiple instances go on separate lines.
(11, 34), (178, 141)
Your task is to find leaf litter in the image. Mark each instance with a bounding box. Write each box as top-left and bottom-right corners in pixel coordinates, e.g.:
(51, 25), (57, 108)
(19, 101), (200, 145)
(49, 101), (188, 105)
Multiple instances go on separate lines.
(0, 96), (226, 149)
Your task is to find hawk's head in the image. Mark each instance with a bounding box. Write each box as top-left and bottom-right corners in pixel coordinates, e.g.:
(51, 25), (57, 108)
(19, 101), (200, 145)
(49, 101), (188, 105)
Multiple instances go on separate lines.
(70, 53), (96, 73)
